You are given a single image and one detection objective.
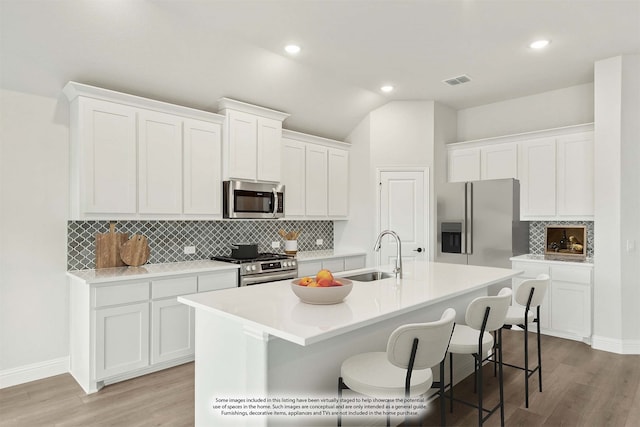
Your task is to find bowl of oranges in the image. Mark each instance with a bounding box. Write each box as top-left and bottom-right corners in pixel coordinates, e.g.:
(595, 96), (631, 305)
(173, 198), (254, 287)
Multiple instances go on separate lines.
(291, 269), (353, 304)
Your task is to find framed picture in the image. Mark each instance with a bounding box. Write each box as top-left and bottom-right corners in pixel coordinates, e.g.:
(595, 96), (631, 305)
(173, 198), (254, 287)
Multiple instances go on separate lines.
(544, 225), (587, 261)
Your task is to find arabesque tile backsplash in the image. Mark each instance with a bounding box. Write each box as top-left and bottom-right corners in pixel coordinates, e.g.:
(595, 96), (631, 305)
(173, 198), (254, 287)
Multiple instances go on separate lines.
(68, 220), (333, 270)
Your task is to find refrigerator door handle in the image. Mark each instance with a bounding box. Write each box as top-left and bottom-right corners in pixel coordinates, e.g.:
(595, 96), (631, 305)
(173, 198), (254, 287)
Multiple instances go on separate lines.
(466, 182), (474, 254)
(461, 184), (467, 255)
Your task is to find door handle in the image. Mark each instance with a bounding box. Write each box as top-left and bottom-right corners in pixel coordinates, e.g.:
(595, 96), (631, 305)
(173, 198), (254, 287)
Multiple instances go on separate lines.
(413, 247), (424, 253)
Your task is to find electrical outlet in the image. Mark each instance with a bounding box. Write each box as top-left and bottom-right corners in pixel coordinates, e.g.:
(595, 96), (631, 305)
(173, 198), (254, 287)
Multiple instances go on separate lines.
(316, 239), (323, 246)
(271, 241), (280, 249)
(184, 246), (196, 255)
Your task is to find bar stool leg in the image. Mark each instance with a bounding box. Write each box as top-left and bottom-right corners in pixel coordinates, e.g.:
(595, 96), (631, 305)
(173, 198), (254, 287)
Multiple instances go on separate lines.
(449, 352), (454, 413)
(524, 319), (530, 408)
(537, 306), (543, 393)
(476, 353), (483, 426)
(440, 360), (446, 426)
(498, 328), (505, 426)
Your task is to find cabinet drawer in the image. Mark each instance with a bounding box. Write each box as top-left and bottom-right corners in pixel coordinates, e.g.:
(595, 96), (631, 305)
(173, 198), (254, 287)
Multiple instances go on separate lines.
(198, 270), (238, 292)
(94, 282), (149, 308)
(151, 276), (197, 299)
(512, 262), (550, 278)
(298, 261), (322, 277)
(344, 255), (366, 271)
(551, 266), (591, 284)
(322, 258), (345, 272)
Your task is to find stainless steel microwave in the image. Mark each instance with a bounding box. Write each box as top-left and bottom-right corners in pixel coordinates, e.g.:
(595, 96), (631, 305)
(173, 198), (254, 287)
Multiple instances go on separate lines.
(223, 180), (285, 219)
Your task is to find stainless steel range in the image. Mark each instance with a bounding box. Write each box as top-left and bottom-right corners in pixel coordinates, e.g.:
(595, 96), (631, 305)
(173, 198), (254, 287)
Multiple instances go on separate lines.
(211, 253), (297, 286)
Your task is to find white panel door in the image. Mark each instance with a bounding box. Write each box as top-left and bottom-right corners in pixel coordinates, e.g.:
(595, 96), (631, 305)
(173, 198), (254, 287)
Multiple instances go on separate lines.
(151, 298), (195, 364)
(95, 302), (150, 380)
(256, 117), (282, 182)
(183, 119), (222, 215)
(556, 131), (594, 217)
(138, 110), (183, 214)
(281, 138), (306, 217)
(448, 148), (480, 182)
(305, 145), (328, 217)
(481, 143), (518, 180)
(79, 97), (137, 214)
(378, 170), (428, 272)
(518, 137), (557, 218)
(550, 281), (591, 338)
(227, 110), (257, 181)
(327, 148), (349, 217)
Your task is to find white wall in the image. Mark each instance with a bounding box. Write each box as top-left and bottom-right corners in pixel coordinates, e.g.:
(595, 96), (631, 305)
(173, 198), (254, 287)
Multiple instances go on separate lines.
(336, 101), (441, 264)
(457, 83), (594, 141)
(593, 55), (640, 353)
(0, 89), (70, 379)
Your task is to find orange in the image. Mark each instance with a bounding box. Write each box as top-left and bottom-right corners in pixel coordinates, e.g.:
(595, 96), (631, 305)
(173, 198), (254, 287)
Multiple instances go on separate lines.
(307, 280), (319, 287)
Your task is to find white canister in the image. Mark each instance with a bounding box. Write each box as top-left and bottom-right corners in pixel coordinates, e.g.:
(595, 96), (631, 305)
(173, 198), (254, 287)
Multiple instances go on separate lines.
(284, 240), (298, 255)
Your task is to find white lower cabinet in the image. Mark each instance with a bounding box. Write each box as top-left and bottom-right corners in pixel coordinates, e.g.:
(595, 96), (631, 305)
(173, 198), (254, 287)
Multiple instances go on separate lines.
(95, 302), (150, 380)
(297, 254), (366, 277)
(151, 299), (194, 364)
(512, 258), (592, 342)
(69, 267), (238, 394)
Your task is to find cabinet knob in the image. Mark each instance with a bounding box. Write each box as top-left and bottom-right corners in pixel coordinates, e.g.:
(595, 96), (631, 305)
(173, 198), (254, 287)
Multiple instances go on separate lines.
(413, 247), (424, 253)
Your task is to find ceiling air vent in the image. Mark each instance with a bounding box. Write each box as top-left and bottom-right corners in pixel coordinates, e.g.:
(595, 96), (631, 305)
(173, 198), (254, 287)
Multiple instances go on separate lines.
(443, 74), (472, 86)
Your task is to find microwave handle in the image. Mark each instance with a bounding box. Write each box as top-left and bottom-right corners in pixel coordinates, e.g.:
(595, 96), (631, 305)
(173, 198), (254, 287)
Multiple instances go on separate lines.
(272, 189), (278, 218)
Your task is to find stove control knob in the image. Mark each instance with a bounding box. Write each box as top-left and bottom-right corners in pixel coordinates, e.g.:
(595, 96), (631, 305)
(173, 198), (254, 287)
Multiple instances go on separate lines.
(245, 266), (252, 272)
(251, 265), (257, 271)
(284, 261), (290, 267)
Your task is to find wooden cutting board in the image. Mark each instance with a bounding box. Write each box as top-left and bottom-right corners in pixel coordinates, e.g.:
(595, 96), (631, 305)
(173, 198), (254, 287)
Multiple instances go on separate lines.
(120, 234), (151, 267)
(95, 222), (129, 269)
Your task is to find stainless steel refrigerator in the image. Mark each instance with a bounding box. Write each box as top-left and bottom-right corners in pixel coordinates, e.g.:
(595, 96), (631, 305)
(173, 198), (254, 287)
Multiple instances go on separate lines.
(436, 178), (529, 269)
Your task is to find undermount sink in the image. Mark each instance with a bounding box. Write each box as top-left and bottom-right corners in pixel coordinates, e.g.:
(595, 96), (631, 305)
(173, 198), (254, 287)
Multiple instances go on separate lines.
(342, 271), (395, 282)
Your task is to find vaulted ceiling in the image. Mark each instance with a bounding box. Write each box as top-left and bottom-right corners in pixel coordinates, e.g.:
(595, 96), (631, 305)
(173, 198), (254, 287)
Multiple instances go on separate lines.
(2, 0), (639, 140)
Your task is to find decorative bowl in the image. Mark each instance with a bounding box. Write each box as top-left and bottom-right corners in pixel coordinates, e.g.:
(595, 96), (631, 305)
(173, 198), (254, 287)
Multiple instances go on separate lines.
(290, 279), (353, 305)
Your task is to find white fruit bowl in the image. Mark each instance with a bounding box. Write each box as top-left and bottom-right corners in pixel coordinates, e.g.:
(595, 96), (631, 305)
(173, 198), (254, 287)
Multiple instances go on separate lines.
(290, 279), (353, 305)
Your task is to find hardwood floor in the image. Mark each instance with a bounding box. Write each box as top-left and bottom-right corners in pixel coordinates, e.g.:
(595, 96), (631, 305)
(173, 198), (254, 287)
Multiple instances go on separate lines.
(1, 330), (639, 426)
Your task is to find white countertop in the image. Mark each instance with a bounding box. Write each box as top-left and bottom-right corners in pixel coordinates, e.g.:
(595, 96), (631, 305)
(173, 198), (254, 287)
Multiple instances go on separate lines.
(67, 260), (239, 284)
(178, 261), (521, 346)
(295, 249), (366, 261)
(510, 254), (594, 267)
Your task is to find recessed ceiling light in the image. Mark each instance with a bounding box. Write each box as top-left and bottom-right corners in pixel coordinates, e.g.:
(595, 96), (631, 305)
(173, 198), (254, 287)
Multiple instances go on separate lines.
(380, 85), (394, 93)
(529, 39), (551, 49)
(284, 44), (301, 55)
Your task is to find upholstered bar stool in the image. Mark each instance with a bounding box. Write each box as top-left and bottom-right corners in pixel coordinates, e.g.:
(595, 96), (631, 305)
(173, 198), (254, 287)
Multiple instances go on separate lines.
(338, 308), (456, 427)
(446, 288), (512, 427)
(502, 274), (550, 408)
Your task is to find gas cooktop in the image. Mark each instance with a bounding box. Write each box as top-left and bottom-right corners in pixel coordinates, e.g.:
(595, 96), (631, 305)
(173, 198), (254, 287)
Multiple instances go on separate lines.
(211, 252), (292, 264)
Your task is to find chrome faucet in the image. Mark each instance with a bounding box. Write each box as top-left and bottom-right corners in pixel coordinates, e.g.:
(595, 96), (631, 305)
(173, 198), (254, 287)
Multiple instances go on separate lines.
(373, 230), (402, 279)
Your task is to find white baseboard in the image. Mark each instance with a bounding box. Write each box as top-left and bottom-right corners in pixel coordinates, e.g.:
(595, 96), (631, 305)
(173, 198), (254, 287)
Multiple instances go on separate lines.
(0, 356), (70, 389)
(591, 335), (640, 354)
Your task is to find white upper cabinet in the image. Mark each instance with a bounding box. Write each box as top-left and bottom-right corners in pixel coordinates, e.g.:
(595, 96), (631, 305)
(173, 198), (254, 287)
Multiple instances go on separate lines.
(64, 81), (225, 220)
(183, 119), (222, 215)
(219, 98), (289, 183)
(257, 117), (283, 182)
(138, 110), (183, 214)
(518, 137), (557, 218)
(480, 142), (518, 180)
(281, 130), (351, 219)
(327, 148), (349, 217)
(281, 137), (307, 217)
(226, 110), (258, 181)
(448, 147), (480, 182)
(71, 97), (138, 215)
(556, 131), (594, 217)
(305, 144), (329, 217)
(447, 123), (594, 221)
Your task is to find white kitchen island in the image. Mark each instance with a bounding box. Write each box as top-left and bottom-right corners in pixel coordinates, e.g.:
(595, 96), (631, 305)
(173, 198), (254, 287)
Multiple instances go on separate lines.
(178, 262), (522, 427)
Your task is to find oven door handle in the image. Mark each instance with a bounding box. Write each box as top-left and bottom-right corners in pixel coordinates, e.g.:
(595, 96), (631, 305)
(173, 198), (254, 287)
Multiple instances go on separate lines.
(241, 271), (296, 286)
